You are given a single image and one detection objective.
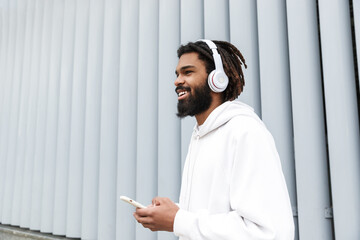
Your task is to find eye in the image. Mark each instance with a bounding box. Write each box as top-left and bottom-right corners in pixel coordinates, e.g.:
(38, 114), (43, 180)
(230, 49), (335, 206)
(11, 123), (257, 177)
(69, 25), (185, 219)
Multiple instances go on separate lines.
(185, 70), (193, 75)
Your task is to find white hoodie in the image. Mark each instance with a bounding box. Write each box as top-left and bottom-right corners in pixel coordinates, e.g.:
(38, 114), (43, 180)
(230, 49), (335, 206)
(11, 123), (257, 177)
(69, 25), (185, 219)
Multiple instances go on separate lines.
(173, 101), (294, 240)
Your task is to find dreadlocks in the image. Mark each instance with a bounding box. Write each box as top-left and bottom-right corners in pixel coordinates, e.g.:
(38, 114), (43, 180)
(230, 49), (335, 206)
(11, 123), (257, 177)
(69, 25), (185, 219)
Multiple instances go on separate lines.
(177, 40), (247, 102)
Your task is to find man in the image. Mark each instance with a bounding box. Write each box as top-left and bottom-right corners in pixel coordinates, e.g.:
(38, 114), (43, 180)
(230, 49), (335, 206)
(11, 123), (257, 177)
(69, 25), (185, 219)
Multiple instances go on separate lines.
(134, 40), (294, 239)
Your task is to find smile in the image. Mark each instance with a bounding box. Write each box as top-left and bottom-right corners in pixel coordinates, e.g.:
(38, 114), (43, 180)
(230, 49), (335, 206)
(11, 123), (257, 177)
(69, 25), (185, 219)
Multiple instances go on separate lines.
(176, 86), (191, 100)
(177, 90), (189, 100)
(178, 91), (187, 97)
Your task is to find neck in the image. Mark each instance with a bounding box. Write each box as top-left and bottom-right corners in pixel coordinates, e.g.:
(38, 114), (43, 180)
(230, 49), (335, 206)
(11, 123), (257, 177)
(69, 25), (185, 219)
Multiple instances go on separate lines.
(195, 93), (223, 125)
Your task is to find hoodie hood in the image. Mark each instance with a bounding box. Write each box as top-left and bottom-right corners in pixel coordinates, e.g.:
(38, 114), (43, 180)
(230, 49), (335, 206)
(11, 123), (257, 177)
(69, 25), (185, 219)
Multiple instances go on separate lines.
(195, 100), (263, 138)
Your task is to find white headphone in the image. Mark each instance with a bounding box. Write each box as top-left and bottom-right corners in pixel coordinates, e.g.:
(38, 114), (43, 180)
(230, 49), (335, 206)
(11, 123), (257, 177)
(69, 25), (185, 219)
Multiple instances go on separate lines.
(198, 39), (229, 93)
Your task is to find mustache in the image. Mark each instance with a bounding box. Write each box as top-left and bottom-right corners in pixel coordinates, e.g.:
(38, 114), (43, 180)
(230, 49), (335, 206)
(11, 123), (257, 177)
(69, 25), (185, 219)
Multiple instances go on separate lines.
(175, 86), (191, 93)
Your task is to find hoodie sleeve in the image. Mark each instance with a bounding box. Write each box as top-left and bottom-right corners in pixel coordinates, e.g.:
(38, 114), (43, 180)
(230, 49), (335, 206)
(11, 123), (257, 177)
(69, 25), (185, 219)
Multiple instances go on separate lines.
(173, 126), (294, 240)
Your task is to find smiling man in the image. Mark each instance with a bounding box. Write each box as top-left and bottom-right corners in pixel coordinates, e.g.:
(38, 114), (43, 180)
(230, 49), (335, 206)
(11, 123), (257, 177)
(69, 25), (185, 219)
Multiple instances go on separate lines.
(134, 40), (294, 240)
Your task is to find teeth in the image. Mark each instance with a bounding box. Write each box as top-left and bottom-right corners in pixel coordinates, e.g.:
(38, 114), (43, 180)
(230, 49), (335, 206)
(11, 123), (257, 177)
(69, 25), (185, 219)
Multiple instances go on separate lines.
(178, 91), (187, 97)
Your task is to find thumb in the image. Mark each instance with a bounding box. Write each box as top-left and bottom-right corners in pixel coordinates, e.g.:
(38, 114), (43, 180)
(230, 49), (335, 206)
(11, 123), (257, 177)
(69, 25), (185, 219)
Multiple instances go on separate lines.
(152, 197), (161, 206)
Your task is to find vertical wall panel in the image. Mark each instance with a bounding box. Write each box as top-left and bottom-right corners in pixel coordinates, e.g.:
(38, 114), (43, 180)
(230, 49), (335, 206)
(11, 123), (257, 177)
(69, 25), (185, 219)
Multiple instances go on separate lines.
(9, 0), (27, 226)
(286, 0), (332, 238)
(0, 0), (4, 125)
(0, 0), (4, 214)
(158, 0), (181, 239)
(81, 0), (104, 238)
(136, 0), (159, 239)
(229, 0), (261, 115)
(66, 0), (89, 237)
(27, 0), (45, 230)
(318, 0), (360, 238)
(354, 0), (360, 89)
(0, 0), (6, 129)
(38, 0), (63, 232)
(0, 1), (4, 129)
(204, 0), (229, 40)
(257, 0), (298, 238)
(0, 0), (2, 52)
(29, 0), (52, 231)
(18, 0), (35, 228)
(97, 0), (120, 239)
(116, 0), (139, 239)
(0, 0), (7, 119)
(0, 0), (17, 224)
(179, 0), (202, 168)
(0, 0), (9, 222)
(52, 0), (75, 235)
(0, 5), (1, 50)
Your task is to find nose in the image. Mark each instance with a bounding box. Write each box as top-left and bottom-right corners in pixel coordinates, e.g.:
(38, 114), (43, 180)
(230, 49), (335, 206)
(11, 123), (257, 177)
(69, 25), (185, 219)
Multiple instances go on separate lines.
(174, 75), (184, 86)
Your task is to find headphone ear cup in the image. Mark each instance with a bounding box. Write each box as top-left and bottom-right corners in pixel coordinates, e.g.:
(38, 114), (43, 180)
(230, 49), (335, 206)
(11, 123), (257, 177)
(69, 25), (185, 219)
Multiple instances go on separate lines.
(207, 70), (217, 92)
(208, 70), (228, 93)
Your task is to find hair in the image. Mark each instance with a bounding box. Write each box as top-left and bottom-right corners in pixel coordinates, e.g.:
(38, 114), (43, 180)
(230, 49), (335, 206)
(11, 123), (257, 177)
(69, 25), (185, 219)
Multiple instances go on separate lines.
(177, 40), (247, 102)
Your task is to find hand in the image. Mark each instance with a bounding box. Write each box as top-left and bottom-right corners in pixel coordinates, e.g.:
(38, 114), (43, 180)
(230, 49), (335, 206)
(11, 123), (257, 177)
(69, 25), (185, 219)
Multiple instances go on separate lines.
(133, 197), (179, 232)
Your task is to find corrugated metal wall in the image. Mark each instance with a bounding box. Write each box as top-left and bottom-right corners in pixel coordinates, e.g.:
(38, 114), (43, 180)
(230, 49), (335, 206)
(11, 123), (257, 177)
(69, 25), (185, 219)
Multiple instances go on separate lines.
(0, 0), (359, 239)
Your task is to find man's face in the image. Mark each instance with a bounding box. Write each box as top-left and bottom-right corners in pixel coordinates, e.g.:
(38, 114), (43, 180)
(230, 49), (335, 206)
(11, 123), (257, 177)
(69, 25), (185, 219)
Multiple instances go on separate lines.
(174, 52), (212, 118)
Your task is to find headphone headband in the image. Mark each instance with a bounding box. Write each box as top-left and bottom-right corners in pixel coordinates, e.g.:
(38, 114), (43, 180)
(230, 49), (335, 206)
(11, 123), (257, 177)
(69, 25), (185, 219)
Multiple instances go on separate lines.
(197, 39), (225, 72)
(196, 39), (229, 93)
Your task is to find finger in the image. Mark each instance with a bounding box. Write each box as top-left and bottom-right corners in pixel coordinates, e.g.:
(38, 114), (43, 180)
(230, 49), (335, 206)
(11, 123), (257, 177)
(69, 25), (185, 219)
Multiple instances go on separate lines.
(142, 223), (153, 228)
(136, 216), (154, 225)
(152, 197), (160, 206)
(141, 222), (157, 232)
(133, 211), (151, 222)
(133, 211), (153, 223)
(133, 214), (139, 224)
(152, 197), (164, 206)
(149, 227), (158, 232)
(135, 208), (151, 217)
(133, 212), (142, 222)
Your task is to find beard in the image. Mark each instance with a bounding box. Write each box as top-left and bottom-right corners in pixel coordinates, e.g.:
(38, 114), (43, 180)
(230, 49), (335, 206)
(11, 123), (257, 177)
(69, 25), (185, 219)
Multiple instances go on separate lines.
(176, 81), (212, 118)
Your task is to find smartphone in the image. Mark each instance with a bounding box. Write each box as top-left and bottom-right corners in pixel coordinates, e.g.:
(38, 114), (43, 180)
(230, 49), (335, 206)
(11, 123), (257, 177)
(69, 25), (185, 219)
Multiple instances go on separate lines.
(120, 196), (147, 209)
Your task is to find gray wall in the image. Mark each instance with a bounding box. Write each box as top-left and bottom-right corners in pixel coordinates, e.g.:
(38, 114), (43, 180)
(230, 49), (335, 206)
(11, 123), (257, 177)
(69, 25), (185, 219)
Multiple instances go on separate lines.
(0, 0), (359, 239)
